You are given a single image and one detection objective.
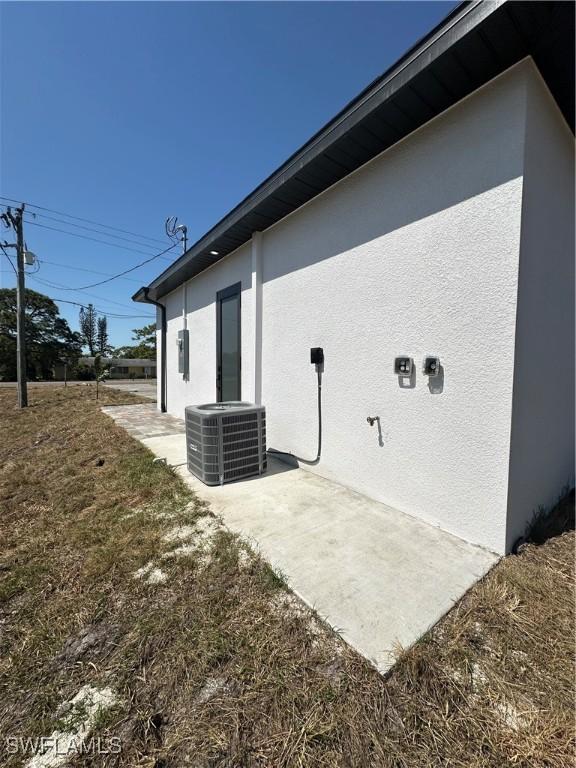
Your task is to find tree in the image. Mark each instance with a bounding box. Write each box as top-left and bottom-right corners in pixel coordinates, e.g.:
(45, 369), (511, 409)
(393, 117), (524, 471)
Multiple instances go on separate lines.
(113, 322), (156, 359)
(94, 354), (110, 400)
(97, 316), (110, 355)
(79, 303), (97, 355)
(0, 288), (83, 380)
(131, 323), (156, 358)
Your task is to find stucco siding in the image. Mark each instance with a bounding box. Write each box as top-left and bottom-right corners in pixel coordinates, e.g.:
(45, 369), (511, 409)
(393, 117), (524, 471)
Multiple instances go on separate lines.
(505, 65), (575, 550)
(163, 243), (252, 418)
(259, 62), (531, 553)
(159, 61), (546, 553)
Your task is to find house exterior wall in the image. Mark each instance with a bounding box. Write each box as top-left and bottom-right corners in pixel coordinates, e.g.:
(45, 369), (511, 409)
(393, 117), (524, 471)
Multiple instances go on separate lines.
(505, 67), (575, 550)
(108, 365), (154, 379)
(159, 60), (569, 554)
(259, 62), (530, 554)
(162, 243), (253, 413)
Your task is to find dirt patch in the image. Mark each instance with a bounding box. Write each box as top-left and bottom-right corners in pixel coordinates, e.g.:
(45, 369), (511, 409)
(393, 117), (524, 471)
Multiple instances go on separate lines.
(54, 623), (118, 664)
(194, 676), (237, 706)
(25, 685), (117, 768)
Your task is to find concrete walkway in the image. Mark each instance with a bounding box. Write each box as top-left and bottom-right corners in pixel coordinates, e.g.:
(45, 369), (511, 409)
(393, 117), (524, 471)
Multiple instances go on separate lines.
(102, 403), (498, 673)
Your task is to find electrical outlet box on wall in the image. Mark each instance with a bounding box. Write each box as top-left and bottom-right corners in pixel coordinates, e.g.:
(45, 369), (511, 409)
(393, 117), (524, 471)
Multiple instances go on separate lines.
(177, 329), (189, 377)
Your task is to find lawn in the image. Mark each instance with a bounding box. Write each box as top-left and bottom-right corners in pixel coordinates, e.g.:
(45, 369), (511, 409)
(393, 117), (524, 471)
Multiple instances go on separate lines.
(0, 385), (573, 767)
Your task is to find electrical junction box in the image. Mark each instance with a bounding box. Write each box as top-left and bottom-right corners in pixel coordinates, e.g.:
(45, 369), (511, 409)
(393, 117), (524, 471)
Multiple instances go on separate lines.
(177, 329), (189, 377)
(394, 356), (413, 376)
(310, 347), (324, 366)
(423, 356), (441, 376)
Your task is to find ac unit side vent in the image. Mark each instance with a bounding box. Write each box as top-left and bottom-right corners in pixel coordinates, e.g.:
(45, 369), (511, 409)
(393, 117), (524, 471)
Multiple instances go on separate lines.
(185, 402), (266, 486)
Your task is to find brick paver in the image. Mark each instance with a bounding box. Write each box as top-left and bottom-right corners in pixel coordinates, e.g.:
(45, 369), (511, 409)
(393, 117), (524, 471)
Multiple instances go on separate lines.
(101, 403), (185, 439)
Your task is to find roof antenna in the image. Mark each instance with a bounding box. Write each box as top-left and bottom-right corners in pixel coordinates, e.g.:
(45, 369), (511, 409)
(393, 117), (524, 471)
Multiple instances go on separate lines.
(165, 216), (188, 254)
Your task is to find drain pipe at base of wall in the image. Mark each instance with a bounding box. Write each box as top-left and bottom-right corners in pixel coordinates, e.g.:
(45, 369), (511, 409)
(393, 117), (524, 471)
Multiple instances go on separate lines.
(140, 288), (167, 413)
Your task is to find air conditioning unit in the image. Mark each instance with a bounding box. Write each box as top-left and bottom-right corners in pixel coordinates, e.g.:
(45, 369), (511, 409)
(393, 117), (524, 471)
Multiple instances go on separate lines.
(185, 402), (267, 486)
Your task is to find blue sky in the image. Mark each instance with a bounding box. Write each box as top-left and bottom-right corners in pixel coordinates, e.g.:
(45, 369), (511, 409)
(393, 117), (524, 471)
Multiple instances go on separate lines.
(1, 1), (456, 347)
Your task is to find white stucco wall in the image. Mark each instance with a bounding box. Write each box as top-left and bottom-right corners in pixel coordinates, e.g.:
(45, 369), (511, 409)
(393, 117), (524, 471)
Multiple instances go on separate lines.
(505, 66), (575, 550)
(162, 242), (253, 417)
(158, 60), (573, 554)
(258, 62), (533, 554)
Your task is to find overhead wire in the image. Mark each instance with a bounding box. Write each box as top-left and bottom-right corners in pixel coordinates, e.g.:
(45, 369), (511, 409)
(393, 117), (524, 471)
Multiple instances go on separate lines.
(34, 258), (143, 284)
(41, 296), (154, 319)
(27, 211), (163, 251)
(2, 250), (155, 316)
(0, 244), (17, 274)
(36, 241), (180, 290)
(29, 274), (154, 313)
(0, 268), (152, 318)
(23, 218), (176, 261)
(0, 195), (168, 247)
(24, 282), (154, 319)
(1, 198), (173, 311)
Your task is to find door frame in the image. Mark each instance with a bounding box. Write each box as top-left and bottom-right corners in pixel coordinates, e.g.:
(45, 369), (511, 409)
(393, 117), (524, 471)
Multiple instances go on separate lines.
(216, 282), (242, 402)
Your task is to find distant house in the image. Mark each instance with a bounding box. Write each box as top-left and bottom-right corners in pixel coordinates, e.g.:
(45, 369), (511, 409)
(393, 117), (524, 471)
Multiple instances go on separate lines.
(54, 357), (156, 380)
(83, 357), (156, 379)
(133, 1), (574, 555)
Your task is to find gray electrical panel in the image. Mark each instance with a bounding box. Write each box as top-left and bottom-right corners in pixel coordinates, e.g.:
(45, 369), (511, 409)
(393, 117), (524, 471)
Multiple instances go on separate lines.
(177, 329), (189, 376)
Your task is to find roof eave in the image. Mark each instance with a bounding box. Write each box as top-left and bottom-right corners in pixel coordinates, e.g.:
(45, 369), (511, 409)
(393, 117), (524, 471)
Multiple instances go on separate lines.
(134, 0), (574, 303)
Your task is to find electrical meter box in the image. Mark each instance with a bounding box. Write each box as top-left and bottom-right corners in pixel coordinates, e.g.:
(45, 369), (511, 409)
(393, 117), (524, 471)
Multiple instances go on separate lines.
(177, 329), (189, 377)
(423, 356), (441, 376)
(394, 356), (413, 376)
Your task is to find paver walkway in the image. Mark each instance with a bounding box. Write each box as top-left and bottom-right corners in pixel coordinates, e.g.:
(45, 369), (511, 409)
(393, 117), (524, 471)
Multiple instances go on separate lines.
(101, 403), (185, 440)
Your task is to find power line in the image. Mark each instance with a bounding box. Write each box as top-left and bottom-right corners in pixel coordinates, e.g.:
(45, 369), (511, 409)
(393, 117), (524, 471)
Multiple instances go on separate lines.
(0, 244), (17, 274)
(25, 282), (154, 319)
(3, 271), (153, 316)
(23, 218), (175, 261)
(30, 274), (154, 312)
(39, 241), (178, 290)
(37, 258), (143, 284)
(0, 195), (168, 247)
(52, 299), (153, 320)
(27, 211), (165, 253)
(54, 300), (153, 319)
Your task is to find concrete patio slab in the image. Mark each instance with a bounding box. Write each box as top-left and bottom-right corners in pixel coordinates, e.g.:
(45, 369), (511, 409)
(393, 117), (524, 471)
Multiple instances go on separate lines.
(142, 434), (187, 467)
(102, 403), (498, 673)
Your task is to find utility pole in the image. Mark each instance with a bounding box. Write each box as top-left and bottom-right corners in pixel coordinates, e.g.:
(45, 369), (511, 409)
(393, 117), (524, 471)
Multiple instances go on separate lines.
(2, 205), (28, 407)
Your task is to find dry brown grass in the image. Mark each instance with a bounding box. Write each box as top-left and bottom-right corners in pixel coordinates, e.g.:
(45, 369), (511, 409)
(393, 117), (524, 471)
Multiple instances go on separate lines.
(0, 385), (574, 767)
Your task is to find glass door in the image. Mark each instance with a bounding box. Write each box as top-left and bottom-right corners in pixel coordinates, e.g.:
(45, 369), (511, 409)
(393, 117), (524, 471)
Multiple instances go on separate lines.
(216, 282), (241, 402)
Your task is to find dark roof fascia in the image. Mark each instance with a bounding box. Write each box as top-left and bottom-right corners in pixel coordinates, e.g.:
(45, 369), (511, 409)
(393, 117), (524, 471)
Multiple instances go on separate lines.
(135, 0), (573, 302)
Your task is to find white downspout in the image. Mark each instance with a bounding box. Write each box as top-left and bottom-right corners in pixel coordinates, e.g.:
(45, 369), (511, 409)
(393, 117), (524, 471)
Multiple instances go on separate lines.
(251, 231), (263, 404)
(182, 280), (188, 381)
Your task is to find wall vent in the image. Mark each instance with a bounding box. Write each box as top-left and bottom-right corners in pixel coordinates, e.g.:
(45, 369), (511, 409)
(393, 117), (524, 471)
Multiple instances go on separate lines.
(185, 402), (266, 486)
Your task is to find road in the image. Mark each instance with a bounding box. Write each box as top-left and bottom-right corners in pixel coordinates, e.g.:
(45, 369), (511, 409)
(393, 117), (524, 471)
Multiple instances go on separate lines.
(102, 379), (157, 400)
(0, 379), (157, 402)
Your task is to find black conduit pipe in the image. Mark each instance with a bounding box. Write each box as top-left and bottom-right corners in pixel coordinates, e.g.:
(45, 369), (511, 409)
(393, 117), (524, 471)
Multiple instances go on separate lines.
(268, 368), (322, 466)
(139, 287), (167, 413)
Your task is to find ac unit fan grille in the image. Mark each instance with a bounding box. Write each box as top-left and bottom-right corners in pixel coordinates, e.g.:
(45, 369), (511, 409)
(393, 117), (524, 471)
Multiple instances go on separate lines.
(185, 403), (266, 486)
